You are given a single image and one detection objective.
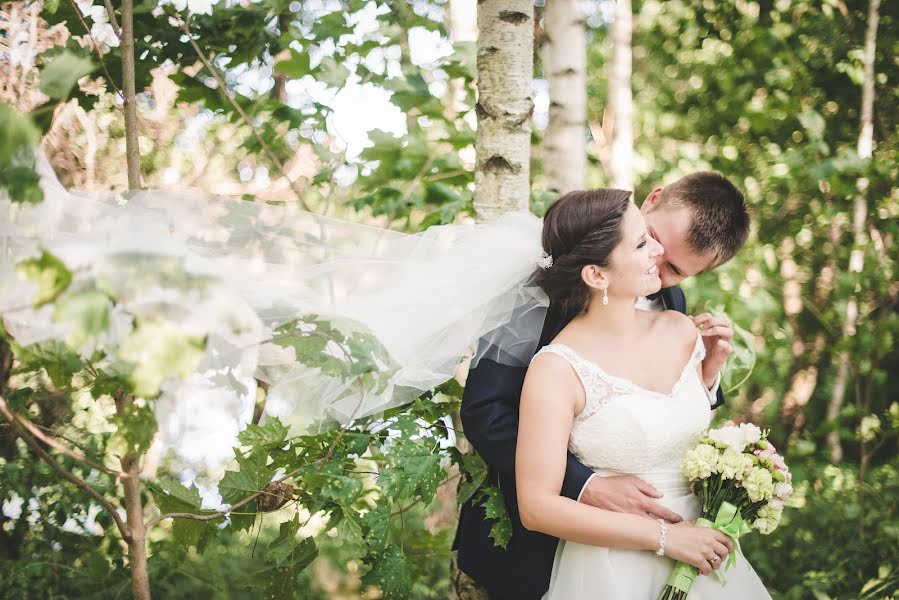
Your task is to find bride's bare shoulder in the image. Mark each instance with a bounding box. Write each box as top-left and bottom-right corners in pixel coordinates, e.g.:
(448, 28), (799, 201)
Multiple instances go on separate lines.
(651, 309), (698, 348)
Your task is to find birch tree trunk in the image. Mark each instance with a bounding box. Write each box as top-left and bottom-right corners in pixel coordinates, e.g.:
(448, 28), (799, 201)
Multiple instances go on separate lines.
(543, 0), (586, 195)
(608, 0), (633, 190)
(826, 0), (880, 463)
(473, 0), (534, 221)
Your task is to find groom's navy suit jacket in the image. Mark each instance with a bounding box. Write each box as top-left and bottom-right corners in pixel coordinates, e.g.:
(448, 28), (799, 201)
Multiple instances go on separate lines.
(452, 286), (725, 600)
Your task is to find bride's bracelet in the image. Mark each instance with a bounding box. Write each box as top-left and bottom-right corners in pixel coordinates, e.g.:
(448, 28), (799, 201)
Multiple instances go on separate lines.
(655, 519), (669, 557)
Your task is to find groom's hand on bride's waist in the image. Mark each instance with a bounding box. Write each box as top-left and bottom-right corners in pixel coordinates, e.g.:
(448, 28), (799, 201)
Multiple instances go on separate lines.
(578, 475), (684, 523)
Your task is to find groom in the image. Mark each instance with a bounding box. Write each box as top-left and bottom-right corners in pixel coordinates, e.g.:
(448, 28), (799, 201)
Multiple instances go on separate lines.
(452, 172), (751, 600)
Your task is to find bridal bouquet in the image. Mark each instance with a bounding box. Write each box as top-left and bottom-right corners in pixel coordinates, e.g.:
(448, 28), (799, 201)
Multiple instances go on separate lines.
(657, 423), (792, 599)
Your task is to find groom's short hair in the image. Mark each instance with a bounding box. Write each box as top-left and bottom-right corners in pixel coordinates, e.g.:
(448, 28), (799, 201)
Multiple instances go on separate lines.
(655, 172), (749, 270)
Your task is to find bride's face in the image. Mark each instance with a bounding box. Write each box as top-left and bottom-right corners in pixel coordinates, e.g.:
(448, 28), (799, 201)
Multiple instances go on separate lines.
(604, 202), (664, 298)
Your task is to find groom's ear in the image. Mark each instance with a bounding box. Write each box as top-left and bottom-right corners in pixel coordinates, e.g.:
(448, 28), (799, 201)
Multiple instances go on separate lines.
(641, 188), (663, 213)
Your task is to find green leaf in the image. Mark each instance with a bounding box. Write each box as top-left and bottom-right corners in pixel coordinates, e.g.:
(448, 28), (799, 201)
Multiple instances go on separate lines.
(361, 503), (391, 550)
(443, 41), (477, 80)
(218, 450), (274, 504)
(362, 545), (412, 599)
(380, 440), (445, 501)
(1, 165), (44, 204)
(457, 454), (488, 506)
(44, 0), (61, 12)
(147, 477), (222, 548)
(337, 502), (364, 543)
(0, 103), (40, 171)
(316, 56), (349, 88)
(172, 518), (217, 550)
(10, 339), (83, 387)
(38, 50), (95, 100)
(16, 250), (72, 306)
(109, 403), (157, 455)
(274, 48), (311, 78)
(118, 317), (206, 397)
(269, 516), (303, 566)
(303, 470), (364, 502)
(480, 486), (512, 549)
(149, 477), (203, 513)
(53, 288), (112, 349)
(238, 417), (289, 448)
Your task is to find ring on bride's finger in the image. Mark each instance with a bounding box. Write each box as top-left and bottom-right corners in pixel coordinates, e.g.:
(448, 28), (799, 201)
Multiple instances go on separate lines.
(710, 555), (721, 564)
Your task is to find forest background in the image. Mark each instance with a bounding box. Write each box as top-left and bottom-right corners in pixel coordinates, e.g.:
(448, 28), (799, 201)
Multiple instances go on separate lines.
(0, 0), (897, 598)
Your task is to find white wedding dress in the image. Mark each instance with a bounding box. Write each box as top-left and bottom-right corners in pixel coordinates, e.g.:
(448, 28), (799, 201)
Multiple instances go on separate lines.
(535, 333), (772, 600)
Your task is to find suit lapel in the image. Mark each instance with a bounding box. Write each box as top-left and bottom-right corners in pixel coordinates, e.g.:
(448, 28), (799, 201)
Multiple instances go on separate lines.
(660, 286), (686, 314)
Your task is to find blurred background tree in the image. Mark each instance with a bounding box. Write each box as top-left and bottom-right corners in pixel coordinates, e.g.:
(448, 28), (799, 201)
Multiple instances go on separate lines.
(1, 0), (896, 598)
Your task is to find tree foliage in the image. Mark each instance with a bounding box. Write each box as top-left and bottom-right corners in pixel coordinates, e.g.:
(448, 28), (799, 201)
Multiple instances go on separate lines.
(1, 0), (897, 598)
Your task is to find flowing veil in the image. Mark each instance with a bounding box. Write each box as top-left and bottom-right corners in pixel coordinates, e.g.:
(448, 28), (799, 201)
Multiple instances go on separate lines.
(1, 156), (548, 472)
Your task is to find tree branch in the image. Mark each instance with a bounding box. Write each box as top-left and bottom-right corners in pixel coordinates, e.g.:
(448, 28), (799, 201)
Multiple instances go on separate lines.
(103, 0), (122, 38)
(0, 393), (131, 542)
(182, 12), (313, 212)
(9, 412), (130, 478)
(66, 0), (123, 100)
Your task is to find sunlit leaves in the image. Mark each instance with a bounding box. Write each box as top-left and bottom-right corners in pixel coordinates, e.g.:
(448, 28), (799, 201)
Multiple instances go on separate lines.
(53, 287), (112, 349)
(238, 418), (289, 448)
(316, 56), (350, 88)
(118, 317), (206, 398)
(109, 402), (157, 456)
(274, 48), (311, 78)
(16, 251), (72, 306)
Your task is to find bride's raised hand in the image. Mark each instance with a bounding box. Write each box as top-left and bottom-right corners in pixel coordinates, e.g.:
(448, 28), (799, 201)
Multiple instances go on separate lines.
(663, 520), (734, 576)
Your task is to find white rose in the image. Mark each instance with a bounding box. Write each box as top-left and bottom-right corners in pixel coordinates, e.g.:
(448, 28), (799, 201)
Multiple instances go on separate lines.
(707, 425), (746, 450)
(738, 423), (763, 445)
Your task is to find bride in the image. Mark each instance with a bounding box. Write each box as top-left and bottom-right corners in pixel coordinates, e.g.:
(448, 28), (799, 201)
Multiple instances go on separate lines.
(516, 188), (770, 599)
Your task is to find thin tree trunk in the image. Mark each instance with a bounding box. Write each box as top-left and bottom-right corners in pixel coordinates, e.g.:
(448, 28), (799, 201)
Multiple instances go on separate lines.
(826, 0), (879, 463)
(473, 0), (534, 221)
(121, 0), (140, 189)
(608, 0), (633, 190)
(543, 0), (586, 195)
(119, 2), (150, 595)
(122, 451), (150, 600)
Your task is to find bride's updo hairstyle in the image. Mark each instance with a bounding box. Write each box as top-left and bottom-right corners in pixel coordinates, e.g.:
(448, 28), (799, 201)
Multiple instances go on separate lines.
(535, 188), (632, 323)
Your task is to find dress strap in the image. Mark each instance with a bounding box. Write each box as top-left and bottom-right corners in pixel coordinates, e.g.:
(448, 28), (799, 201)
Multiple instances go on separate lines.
(533, 344), (618, 420)
(690, 331), (706, 364)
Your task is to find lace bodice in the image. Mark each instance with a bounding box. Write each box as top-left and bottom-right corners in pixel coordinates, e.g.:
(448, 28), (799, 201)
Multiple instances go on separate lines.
(533, 333), (712, 473)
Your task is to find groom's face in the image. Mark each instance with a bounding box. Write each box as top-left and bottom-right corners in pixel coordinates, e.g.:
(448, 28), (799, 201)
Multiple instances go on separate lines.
(640, 189), (716, 288)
